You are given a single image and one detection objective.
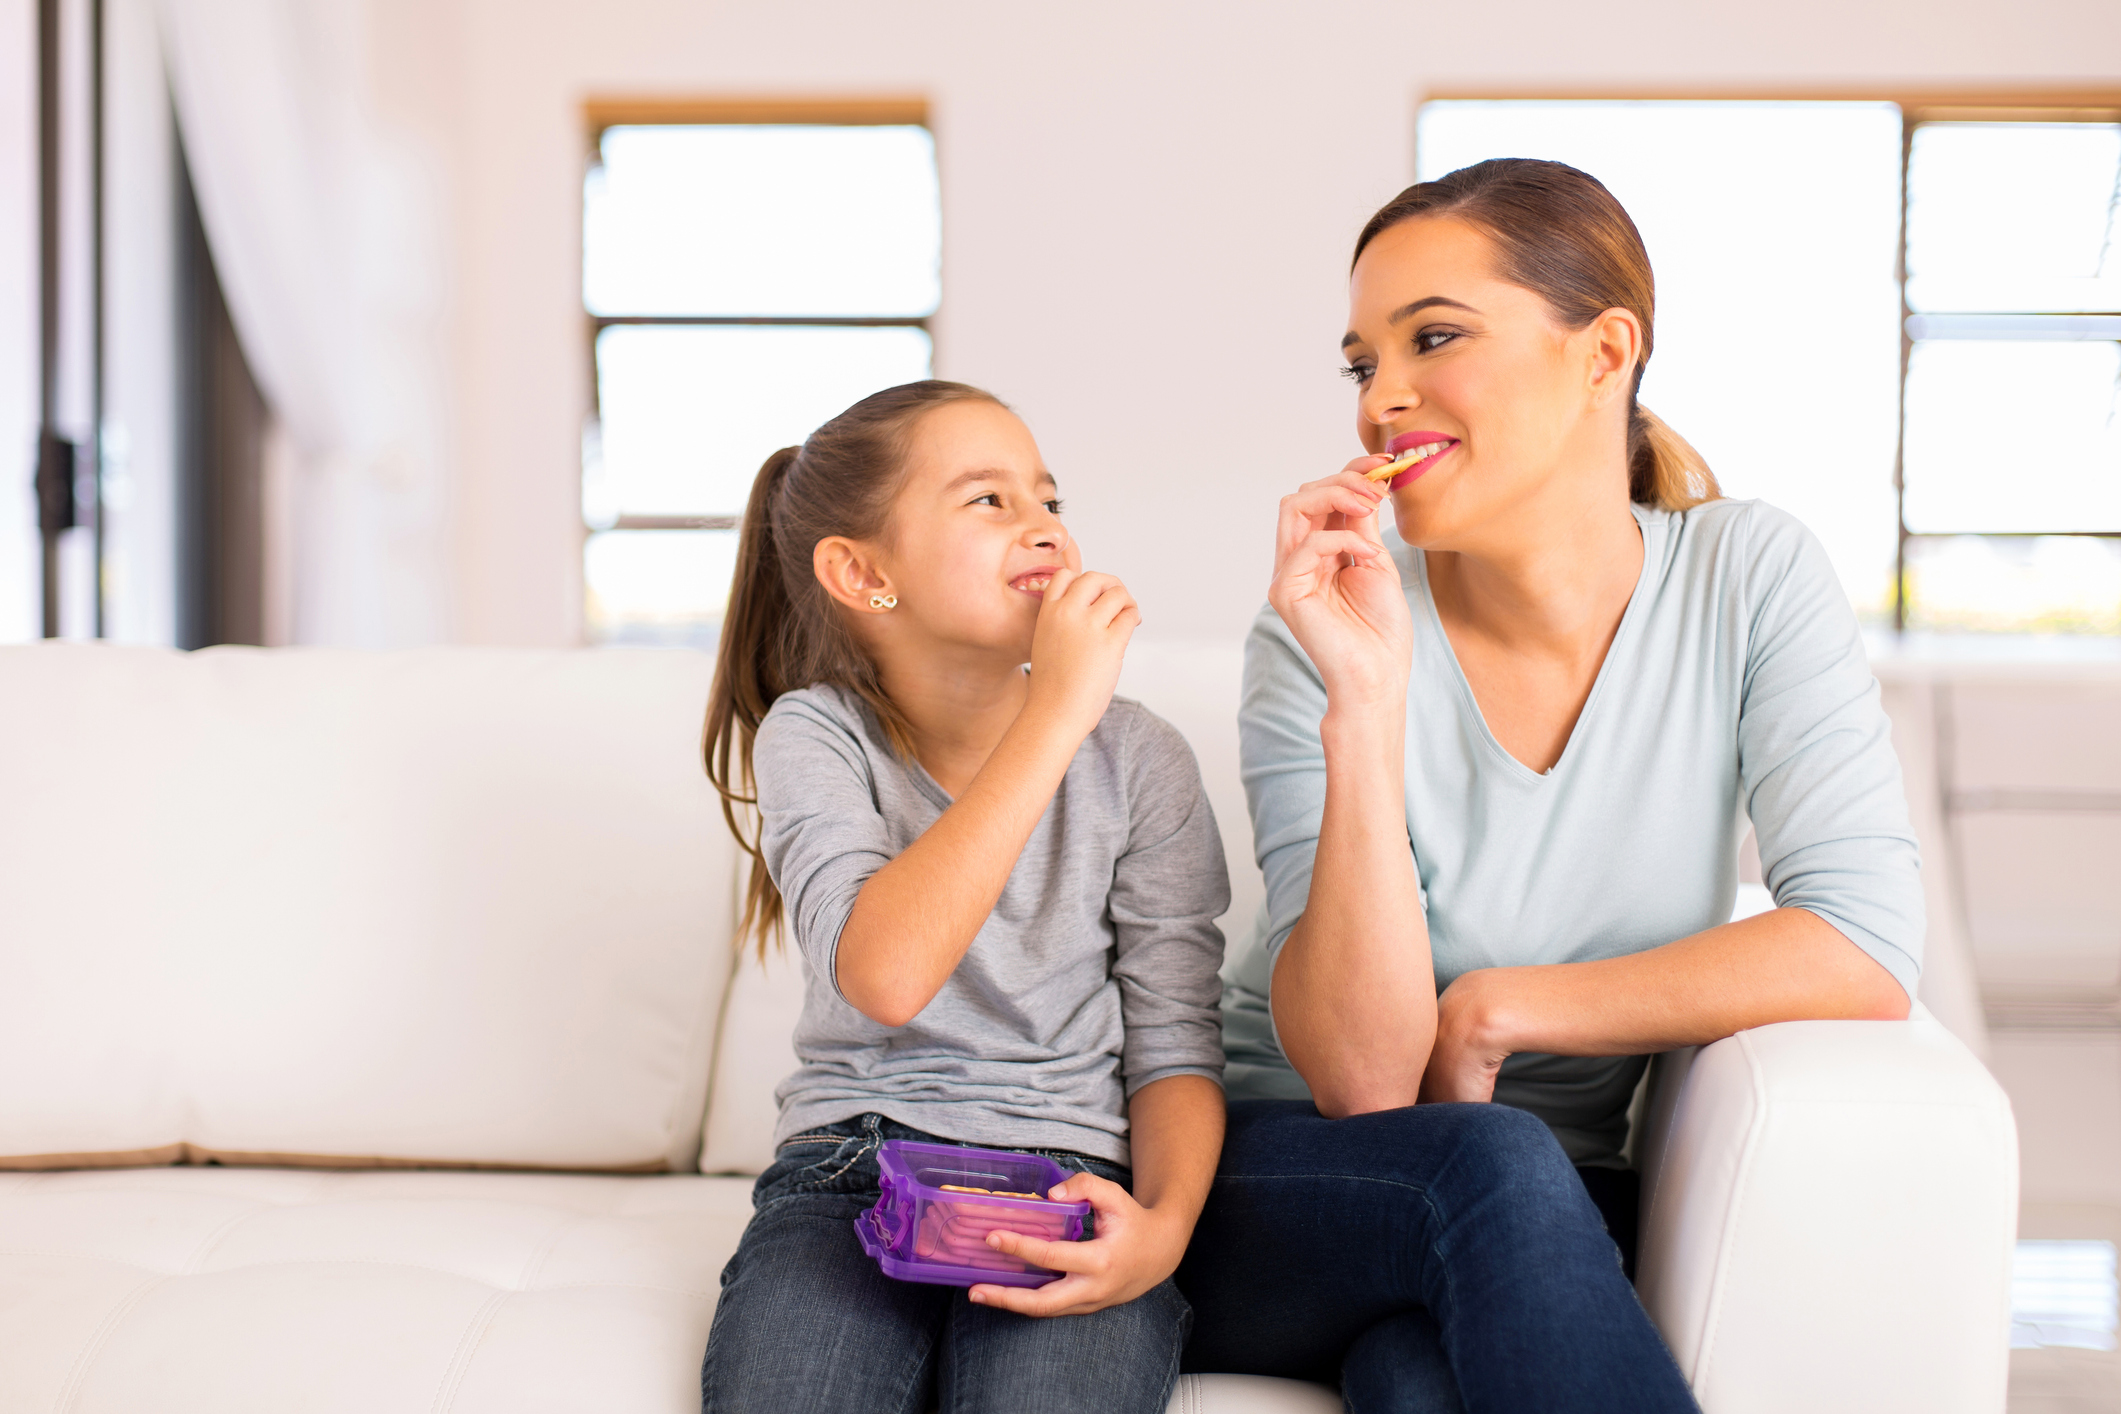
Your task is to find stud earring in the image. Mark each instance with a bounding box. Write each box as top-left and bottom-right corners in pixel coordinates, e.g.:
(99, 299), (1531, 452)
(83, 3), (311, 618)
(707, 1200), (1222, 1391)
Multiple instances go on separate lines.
(869, 594), (897, 610)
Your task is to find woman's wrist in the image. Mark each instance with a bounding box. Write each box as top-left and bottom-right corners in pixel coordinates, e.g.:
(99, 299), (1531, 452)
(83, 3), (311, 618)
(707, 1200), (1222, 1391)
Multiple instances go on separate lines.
(1319, 697), (1406, 751)
(1439, 968), (1531, 1055)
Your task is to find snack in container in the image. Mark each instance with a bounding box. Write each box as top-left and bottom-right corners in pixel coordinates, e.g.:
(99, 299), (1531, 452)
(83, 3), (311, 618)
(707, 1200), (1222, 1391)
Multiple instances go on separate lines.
(855, 1139), (1092, 1288)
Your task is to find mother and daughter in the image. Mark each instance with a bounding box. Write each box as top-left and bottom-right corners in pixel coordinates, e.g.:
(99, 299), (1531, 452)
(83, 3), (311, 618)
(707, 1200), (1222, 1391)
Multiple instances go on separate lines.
(696, 158), (1923, 1414)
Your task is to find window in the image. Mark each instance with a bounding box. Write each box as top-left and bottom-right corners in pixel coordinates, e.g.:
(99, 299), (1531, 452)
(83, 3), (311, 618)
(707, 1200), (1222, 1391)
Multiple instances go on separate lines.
(580, 100), (940, 645)
(1418, 97), (2121, 637)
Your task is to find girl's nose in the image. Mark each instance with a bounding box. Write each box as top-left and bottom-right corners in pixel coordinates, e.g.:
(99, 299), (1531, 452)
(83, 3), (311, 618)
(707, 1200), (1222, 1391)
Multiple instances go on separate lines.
(1025, 509), (1067, 553)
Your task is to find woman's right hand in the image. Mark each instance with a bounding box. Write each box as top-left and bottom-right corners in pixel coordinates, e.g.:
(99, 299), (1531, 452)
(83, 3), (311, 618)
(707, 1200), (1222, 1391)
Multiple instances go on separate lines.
(1269, 460), (1414, 710)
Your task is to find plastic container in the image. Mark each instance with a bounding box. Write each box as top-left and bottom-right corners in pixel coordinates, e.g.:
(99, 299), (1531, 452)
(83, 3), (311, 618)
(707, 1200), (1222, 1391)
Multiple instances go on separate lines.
(855, 1139), (1092, 1288)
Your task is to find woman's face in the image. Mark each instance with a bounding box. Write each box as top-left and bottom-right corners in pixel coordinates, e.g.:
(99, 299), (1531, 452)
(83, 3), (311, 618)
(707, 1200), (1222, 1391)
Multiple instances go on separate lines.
(1341, 216), (1637, 551)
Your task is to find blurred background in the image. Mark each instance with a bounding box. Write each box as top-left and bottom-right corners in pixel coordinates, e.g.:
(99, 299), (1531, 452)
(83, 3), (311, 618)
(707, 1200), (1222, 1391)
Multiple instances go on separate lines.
(1, 1), (2117, 1408)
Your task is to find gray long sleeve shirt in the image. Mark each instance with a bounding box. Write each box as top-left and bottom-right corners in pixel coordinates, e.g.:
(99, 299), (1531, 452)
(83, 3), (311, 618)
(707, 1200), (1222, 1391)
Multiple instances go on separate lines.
(756, 684), (1230, 1165)
(1223, 499), (1925, 1168)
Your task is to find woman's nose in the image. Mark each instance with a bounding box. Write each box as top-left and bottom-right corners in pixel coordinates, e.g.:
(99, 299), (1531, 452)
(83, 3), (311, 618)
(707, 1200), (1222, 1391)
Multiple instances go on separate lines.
(1361, 371), (1421, 427)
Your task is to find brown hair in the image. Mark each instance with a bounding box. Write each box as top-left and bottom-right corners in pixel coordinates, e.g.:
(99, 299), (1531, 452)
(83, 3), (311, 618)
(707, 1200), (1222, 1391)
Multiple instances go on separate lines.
(703, 379), (1006, 956)
(1353, 158), (1718, 512)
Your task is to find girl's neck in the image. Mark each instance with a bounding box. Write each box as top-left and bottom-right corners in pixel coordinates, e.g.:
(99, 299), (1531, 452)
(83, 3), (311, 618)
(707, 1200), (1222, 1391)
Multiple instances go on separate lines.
(875, 646), (1033, 799)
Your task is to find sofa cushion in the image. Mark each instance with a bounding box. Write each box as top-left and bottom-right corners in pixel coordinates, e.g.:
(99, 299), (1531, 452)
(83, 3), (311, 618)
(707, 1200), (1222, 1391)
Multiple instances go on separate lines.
(0, 1168), (748, 1413)
(0, 645), (734, 1171)
(0, 1170), (1336, 1413)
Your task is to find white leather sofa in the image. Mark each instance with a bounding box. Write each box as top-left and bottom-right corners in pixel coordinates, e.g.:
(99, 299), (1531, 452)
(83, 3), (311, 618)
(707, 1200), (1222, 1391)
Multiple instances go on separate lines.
(0, 642), (2017, 1413)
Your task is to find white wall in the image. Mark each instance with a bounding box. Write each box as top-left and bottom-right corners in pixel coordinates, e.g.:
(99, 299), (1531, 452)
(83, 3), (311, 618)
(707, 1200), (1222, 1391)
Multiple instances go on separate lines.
(5, 0), (2119, 647)
(431, 0), (2121, 647)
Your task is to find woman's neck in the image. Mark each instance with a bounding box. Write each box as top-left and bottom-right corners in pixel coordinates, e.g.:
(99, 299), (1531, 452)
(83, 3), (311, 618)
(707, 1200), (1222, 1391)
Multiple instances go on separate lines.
(874, 645), (1032, 798)
(1425, 455), (1643, 663)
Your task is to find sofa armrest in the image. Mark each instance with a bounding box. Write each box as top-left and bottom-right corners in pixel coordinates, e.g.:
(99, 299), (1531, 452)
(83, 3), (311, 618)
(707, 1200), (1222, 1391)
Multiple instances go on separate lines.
(1634, 1006), (2017, 1414)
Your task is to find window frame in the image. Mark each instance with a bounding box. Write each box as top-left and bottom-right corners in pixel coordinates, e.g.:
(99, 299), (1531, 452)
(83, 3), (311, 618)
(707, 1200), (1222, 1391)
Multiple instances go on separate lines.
(579, 96), (936, 534)
(1417, 86), (2121, 635)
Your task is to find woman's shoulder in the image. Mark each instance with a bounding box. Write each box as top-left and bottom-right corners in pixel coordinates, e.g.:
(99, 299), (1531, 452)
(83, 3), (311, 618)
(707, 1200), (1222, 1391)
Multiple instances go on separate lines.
(1655, 497), (1838, 602)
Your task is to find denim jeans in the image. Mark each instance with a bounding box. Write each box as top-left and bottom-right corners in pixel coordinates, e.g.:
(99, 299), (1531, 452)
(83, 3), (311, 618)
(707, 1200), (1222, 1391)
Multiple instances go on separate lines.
(1177, 1100), (1699, 1414)
(700, 1113), (1191, 1414)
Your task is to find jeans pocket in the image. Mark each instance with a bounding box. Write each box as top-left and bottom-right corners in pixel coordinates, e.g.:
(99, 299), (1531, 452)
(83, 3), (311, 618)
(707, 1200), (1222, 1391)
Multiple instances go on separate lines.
(754, 1122), (882, 1206)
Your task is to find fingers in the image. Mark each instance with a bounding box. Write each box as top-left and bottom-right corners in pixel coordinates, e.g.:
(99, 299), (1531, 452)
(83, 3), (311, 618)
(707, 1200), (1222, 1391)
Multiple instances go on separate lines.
(1280, 530), (1386, 580)
(1276, 477), (1386, 565)
(1045, 1171), (1129, 1208)
(967, 1272), (1096, 1317)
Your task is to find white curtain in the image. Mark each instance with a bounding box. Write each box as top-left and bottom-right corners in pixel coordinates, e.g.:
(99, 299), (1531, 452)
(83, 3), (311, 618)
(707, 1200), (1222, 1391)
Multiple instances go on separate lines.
(157, 0), (447, 645)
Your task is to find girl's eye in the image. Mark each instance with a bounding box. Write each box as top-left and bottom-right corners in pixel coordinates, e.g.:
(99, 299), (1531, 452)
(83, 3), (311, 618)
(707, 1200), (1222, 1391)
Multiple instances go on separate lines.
(1415, 329), (1459, 353)
(1340, 363), (1374, 386)
(1044, 499), (1064, 515)
(972, 493), (1002, 507)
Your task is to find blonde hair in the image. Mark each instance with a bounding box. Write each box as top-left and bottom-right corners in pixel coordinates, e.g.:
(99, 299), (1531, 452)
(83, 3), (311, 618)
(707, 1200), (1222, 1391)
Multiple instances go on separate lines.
(1354, 158), (1721, 512)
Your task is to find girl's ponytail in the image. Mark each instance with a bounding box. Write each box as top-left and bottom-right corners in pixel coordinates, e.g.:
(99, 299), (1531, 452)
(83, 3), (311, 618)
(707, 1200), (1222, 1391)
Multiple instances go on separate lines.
(701, 380), (1005, 957)
(1627, 403), (1720, 512)
(705, 445), (801, 956)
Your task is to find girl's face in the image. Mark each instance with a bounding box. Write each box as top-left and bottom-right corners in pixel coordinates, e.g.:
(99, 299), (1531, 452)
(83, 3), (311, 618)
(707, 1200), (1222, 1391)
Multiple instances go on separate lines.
(866, 400), (1079, 660)
(1341, 216), (1638, 550)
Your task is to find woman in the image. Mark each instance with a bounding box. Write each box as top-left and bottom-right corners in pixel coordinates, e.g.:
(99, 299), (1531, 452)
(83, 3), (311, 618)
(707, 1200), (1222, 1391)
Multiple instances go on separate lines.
(1177, 159), (1921, 1412)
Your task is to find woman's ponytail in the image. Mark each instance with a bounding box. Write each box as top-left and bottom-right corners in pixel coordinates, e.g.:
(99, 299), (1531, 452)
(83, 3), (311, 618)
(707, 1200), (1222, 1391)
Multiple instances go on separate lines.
(1627, 403), (1720, 512)
(700, 380), (1006, 958)
(704, 445), (801, 957)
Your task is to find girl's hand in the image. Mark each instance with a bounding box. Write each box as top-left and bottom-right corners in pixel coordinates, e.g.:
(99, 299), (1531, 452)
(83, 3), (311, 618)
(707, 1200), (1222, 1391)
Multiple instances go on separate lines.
(1024, 569), (1141, 743)
(1269, 462), (1413, 711)
(965, 1172), (1190, 1318)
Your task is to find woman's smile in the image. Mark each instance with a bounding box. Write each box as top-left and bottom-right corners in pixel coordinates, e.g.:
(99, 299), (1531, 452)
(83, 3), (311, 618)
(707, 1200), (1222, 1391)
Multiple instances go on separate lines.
(1383, 432), (1459, 488)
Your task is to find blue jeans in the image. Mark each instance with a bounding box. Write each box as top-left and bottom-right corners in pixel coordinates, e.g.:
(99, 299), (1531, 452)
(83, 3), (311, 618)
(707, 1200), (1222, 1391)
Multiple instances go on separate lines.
(700, 1113), (1190, 1414)
(1177, 1100), (1699, 1414)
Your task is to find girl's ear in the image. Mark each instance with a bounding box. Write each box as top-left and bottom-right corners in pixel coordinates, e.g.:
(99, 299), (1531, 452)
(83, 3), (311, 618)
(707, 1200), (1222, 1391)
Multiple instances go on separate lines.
(1585, 306), (1643, 406)
(813, 537), (896, 614)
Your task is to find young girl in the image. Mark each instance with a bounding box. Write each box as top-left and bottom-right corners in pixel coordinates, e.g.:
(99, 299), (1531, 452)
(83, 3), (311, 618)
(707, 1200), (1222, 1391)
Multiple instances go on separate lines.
(698, 381), (1229, 1414)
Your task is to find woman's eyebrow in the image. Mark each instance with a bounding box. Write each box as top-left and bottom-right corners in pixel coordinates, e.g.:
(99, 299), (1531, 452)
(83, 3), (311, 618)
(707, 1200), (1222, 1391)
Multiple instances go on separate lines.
(1341, 295), (1483, 350)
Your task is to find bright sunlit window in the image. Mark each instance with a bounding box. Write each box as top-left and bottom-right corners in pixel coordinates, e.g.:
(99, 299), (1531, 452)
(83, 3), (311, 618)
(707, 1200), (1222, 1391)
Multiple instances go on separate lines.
(1418, 99), (2121, 637)
(2013, 1239), (2119, 1350)
(581, 106), (940, 645)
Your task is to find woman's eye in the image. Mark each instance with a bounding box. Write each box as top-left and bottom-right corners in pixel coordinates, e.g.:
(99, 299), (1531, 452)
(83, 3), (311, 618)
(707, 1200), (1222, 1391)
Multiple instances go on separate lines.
(1415, 329), (1459, 353)
(1339, 363), (1374, 386)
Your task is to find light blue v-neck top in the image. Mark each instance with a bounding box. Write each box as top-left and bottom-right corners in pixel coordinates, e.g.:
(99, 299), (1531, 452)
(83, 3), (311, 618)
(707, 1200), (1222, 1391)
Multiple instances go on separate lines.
(1221, 498), (1924, 1167)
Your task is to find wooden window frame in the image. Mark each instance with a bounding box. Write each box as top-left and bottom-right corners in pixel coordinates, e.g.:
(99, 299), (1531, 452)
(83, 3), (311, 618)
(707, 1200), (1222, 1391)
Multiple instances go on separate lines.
(580, 96), (934, 532)
(1417, 87), (2121, 634)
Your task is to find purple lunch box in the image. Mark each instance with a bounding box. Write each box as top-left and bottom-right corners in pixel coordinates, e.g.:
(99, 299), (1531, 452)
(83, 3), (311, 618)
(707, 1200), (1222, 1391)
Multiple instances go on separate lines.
(855, 1139), (1093, 1288)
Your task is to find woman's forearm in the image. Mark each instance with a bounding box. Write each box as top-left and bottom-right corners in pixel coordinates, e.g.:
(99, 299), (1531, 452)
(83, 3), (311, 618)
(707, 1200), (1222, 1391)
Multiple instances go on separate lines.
(1444, 906), (1911, 1063)
(1270, 700), (1436, 1117)
(834, 703), (1083, 1027)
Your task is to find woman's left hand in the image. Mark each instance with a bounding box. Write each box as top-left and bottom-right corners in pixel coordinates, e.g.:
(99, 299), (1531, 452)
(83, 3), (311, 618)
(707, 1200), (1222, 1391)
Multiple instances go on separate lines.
(966, 1172), (1191, 1317)
(1420, 970), (1516, 1103)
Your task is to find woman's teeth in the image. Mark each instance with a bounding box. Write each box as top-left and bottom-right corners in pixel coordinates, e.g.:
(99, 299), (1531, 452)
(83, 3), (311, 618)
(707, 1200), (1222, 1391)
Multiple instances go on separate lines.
(1366, 439), (1455, 482)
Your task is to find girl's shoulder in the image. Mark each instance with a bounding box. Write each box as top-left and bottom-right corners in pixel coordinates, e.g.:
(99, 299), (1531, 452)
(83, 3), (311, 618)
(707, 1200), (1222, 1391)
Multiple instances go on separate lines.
(755, 685), (892, 774)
